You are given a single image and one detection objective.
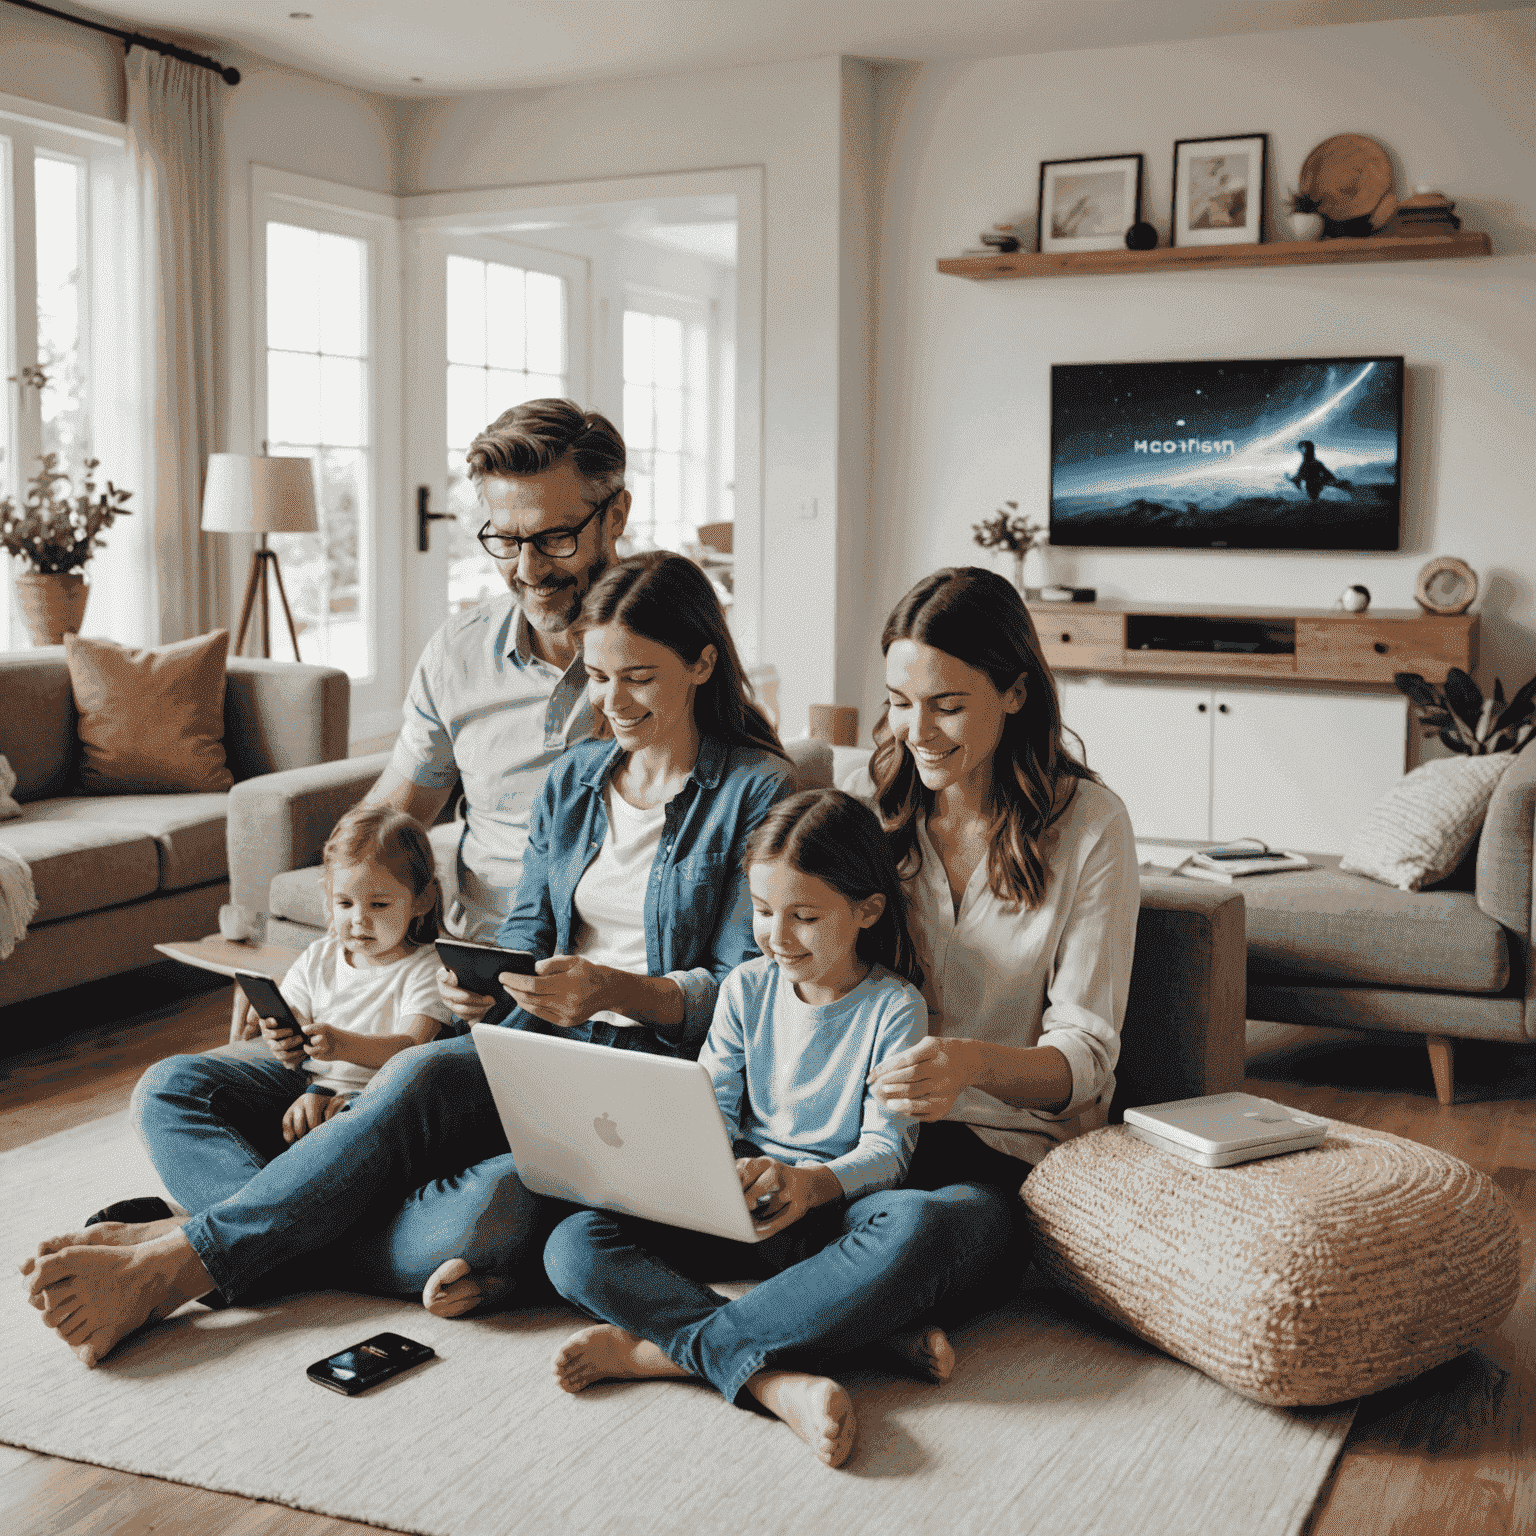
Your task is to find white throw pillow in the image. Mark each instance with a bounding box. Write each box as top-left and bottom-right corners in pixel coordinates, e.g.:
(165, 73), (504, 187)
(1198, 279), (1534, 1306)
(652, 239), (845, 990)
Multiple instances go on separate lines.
(1340, 752), (1515, 891)
(0, 754), (20, 819)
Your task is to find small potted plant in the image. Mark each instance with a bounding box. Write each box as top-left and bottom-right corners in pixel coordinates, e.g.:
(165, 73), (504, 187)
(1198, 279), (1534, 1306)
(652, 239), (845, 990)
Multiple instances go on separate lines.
(1, 453), (132, 645)
(972, 500), (1046, 594)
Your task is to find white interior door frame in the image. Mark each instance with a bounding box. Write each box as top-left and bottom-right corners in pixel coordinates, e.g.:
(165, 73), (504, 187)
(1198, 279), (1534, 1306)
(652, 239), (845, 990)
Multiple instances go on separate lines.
(400, 166), (765, 667)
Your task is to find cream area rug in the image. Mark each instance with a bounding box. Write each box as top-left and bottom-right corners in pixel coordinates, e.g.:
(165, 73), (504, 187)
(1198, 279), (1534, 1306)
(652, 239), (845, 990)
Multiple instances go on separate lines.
(2, 1112), (1357, 1536)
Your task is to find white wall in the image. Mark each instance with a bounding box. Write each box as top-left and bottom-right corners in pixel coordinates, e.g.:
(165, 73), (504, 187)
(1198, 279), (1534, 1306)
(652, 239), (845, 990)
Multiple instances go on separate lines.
(402, 56), (875, 737)
(865, 9), (1536, 735)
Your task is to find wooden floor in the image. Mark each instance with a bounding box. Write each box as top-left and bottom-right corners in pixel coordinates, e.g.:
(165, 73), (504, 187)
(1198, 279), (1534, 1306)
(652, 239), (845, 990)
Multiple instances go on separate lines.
(1, 981), (1532, 1536)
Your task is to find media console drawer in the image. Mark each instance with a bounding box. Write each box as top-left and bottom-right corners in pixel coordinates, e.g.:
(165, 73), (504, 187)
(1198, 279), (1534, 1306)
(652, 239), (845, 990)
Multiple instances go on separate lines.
(1033, 610), (1124, 672)
(1295, 617), (1476, 683)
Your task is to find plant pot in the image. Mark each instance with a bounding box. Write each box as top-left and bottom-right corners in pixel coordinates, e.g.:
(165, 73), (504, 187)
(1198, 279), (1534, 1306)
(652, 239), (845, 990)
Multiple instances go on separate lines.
(14, 571), (89, 646)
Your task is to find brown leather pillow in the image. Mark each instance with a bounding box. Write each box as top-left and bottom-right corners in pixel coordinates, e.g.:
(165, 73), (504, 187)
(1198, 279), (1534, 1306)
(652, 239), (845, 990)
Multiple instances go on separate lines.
(64, 631), (235, 794)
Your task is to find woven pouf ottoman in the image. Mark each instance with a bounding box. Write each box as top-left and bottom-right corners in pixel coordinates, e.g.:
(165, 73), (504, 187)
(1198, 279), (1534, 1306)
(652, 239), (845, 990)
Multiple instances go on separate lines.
(1021, 1120), (1520, 1406)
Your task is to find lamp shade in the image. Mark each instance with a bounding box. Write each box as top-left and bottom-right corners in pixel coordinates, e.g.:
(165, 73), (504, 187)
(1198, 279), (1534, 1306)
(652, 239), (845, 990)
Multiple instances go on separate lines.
(201, 454), (319, 534)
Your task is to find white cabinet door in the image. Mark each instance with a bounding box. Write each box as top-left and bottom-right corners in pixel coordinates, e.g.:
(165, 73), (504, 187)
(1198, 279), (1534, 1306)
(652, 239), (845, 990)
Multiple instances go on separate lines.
(1210, 688), (1407, 854)
(1059, 678), (1212, 842)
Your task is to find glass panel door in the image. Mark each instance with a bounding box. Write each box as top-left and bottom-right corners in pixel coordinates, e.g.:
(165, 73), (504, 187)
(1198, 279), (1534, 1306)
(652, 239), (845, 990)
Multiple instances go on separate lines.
(402, 232), (588, 673)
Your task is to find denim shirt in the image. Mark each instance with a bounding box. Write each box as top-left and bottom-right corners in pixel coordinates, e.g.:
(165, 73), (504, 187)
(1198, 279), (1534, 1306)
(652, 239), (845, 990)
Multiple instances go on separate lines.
(494, 734), (796, 1053)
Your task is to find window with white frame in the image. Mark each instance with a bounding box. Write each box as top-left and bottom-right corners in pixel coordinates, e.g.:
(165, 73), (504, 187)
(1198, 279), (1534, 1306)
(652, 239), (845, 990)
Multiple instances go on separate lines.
(1, 98), (134, 650)
(622, 294), (709, 555)
(261, 215), (375, 678)
(443, 251), (568, 614)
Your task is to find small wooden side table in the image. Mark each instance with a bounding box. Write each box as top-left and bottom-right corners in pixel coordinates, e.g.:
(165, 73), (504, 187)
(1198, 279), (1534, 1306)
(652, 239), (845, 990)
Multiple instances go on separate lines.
(154, 935), (304, 1043)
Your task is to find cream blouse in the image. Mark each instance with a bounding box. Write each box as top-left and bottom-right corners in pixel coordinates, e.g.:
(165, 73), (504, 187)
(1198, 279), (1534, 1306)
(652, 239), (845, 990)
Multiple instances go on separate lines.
(898, 777), (1139, 1167)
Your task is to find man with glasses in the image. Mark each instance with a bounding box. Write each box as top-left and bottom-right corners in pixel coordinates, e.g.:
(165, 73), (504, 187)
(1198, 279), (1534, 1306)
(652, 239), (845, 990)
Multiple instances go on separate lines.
(368, 398), (630, 938)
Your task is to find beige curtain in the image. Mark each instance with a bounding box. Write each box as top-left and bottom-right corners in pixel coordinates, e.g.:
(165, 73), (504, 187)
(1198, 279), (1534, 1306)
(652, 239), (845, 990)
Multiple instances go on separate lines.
(125, 49), (228, 643)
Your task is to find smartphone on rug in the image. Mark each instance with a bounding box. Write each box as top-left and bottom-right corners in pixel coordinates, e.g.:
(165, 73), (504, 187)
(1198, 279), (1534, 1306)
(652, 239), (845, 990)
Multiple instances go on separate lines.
(234, 970), (308, 1071)
(307, 1332), (436, 1396)
(434, 939), (537, 998)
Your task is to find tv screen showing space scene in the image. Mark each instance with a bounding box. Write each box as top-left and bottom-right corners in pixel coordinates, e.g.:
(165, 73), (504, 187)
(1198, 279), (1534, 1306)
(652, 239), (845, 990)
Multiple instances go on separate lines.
(1049, 356), (1403, 550)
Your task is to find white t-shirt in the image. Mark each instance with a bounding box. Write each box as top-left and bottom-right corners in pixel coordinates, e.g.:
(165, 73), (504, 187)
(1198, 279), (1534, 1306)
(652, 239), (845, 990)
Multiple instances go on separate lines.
(280, 935), (453, 1095)
(570, 783), (666, 1028)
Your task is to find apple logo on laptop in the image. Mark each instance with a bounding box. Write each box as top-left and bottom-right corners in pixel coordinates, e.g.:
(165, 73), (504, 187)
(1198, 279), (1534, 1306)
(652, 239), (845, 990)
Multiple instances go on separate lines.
(594, 1113), (623, 1147)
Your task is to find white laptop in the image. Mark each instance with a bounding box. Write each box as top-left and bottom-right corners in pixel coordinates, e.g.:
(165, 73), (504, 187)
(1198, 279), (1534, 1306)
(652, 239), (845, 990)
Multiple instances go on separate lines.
(471, 1024), (765, 1243)
(1123, 1092), (1329, 1168)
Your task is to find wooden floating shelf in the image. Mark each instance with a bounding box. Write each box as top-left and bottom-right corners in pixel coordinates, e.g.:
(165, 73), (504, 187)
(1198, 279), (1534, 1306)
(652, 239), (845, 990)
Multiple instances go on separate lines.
(937, 230), (1492, 280)
(1025, 601), (1477, 687)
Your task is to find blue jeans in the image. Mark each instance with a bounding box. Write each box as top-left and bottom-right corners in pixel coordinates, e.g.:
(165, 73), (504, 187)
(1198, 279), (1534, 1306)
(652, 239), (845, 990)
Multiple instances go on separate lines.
(543, 1122), (1032, 1407)
(131, 1035), (564, 1305)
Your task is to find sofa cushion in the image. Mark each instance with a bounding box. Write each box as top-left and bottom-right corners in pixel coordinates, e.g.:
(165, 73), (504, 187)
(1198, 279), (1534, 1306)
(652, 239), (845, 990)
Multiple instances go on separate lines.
(0, 815), (161, 924)
(268, 819), (462, 931)
(1340, 752), (1514, 891)
(1023, 1121), (1521, 1407)
(0, 650), (75, 801)
(17, 794), (230, 893)
(65, 630), (234, 794)
(1242, 855), (1510, 994)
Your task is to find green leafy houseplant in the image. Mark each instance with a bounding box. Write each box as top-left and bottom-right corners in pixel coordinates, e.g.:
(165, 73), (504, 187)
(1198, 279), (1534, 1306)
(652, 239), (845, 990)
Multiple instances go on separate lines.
(1394, 667), (1536, 756)
(0, 453), (132, 574)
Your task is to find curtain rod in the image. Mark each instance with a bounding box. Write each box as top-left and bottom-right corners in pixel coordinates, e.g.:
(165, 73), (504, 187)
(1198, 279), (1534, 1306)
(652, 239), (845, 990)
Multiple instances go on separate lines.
(4, 0), (241, 83)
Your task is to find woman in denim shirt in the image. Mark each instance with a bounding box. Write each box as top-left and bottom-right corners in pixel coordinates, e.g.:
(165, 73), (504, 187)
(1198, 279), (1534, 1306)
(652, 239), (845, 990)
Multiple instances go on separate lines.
(80, 555), (792, 1349)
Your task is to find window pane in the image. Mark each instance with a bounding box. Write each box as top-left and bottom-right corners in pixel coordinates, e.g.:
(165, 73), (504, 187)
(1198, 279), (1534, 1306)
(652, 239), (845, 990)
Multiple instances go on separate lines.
(446, 450), (503, 613)
(485, 262), (525, 371)
(655, 386), (683, 453)
(35, 153), (88, 471)
(623, 383), (653, 451)
(267, 222), (319, 352)
(623, 310), (652, 384)
(272, 448), (369, 677)
(525, 271), (564, 375)
(523, 371), (565, 403)
(320, 355), (365, 447)
(446, 254), (485, 366)
(317, 231), (364, 358)
(268, 351), (321, 447)
(652, 315), (683, 389)
(447, 364), (487, 453)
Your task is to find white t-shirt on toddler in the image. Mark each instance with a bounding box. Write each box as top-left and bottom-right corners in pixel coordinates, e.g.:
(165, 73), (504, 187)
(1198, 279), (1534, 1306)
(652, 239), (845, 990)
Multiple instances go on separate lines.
(279, 935), (453, 1096)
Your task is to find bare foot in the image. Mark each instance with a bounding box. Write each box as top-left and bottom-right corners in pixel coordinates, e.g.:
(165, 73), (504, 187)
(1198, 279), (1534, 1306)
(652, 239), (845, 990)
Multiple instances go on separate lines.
(422, 1257), (515, 1319)
(885, 1324), (955, 1383)
(552, 1324), (690, 1393)
(31, 1215), (189, 1261)
(746, 1370), (857, 1468)
(21, 1231), (214, 1367)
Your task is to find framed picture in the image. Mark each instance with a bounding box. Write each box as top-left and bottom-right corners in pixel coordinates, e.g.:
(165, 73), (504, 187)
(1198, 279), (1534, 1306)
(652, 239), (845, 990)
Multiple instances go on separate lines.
(1172, 134), (1266, 246)
(1037, 154), (1143, 254)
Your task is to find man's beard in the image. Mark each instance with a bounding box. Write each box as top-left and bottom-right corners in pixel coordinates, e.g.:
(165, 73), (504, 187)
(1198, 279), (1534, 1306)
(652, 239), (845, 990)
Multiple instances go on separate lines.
(510, 547), (611, 633)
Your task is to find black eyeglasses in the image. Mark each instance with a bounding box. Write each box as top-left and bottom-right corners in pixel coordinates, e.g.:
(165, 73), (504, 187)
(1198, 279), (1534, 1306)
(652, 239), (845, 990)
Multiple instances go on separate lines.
(476, 489), (621, 562)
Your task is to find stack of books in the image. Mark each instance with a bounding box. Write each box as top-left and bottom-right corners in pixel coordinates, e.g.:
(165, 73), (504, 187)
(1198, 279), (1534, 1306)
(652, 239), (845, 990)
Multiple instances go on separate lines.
(1137, 840), (1311, 882)
(1393, 191), (1462, 232)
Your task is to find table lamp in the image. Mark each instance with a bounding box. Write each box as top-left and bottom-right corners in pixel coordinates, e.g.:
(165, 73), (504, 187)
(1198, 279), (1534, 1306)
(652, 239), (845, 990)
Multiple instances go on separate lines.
(201, 454), (319, 659)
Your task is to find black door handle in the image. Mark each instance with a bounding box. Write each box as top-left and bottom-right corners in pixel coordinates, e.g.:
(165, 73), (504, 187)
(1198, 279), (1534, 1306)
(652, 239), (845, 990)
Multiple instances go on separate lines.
(417, 486), (456, 552)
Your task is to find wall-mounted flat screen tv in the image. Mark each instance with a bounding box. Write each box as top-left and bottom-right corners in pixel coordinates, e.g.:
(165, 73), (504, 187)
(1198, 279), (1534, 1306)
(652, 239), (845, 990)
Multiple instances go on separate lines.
(1049, 355), (1403, 550)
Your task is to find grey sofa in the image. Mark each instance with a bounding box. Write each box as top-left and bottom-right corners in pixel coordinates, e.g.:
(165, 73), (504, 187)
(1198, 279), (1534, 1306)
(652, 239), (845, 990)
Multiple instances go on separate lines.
(0, 647), (348, 1010)
(1244, 745), (1536, 1103)
(228, 737), (1247, 1112)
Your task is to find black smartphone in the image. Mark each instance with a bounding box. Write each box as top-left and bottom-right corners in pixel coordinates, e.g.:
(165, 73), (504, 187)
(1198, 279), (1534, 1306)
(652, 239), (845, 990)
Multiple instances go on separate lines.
(435, 939), (537, 998)
(306, 1331), (435, 1396)
(235, 971), (307, 1070)
(1202, 848), (1290, 862)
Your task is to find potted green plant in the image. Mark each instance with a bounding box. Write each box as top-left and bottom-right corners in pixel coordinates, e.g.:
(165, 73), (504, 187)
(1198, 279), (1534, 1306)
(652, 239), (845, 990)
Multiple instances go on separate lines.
(1, 453), (132, 645)
(972, 500), (1046, 594)
(1394, 667), (1536, 755)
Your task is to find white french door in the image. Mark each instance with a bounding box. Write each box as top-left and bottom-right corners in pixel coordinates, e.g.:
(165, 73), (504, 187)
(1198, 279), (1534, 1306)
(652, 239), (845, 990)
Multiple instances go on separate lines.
(250, 168), (404, 739)
(403, 231), (589, 675)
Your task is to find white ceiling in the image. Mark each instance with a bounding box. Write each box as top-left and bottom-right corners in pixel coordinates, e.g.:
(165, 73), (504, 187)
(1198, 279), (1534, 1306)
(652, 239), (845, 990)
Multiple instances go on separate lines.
(51, 0), (1534, 98)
